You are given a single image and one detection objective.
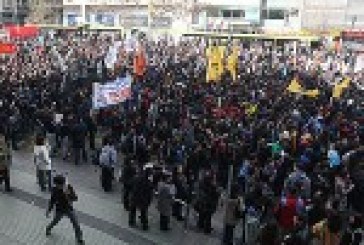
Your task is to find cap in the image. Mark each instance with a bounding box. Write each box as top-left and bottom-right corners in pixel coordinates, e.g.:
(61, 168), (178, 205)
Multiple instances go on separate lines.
(53, 175), (65, 185)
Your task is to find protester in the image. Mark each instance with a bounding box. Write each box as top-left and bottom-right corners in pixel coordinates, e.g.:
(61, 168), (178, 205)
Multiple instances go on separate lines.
(195, 173), (219, 234)
(157, 172), (175, 231)
(99, 137), (117, 192)
(34, 135), (52, 192)
(0, 134), (12, 192)
(46, 175), (84, 245)
(129, 168), (154, 230)
(0, 31), (362, 243)
(223, 183), (242, 245)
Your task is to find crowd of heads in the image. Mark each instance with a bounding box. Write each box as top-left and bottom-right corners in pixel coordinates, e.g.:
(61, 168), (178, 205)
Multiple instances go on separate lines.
(0, 31), (363, 242)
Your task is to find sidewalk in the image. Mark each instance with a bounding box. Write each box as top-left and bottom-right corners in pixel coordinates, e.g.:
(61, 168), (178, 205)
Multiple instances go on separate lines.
(4, 150), (225, 245)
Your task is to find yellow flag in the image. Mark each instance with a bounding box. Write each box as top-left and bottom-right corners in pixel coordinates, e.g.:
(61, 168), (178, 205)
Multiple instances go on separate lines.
(332, 85), (343, 98)
(302, 89), (320, 98)
(227, 51), (237, 82)
(340, 77), (350, 89)
(287, 79), (303, 93)
(206, 46), (225, 82)
(332, 78), (351, 98)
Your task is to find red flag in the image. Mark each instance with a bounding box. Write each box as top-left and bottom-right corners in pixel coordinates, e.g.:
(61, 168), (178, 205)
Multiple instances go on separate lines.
(0, 42), (16, 54)
(134, 51), (146, 77)
(5, 25), (39, 39)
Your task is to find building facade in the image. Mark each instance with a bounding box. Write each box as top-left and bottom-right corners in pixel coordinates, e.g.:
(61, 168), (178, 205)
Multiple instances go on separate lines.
(60, 0), (364, 34)
(0, 0), (29, 24)
(62, 0), (193, 34)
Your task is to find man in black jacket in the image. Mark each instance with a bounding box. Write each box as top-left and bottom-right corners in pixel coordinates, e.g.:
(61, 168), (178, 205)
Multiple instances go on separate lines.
(46, 175), (84, 244)
(122, 158), (136, 210)
(129, 169), (154, 230)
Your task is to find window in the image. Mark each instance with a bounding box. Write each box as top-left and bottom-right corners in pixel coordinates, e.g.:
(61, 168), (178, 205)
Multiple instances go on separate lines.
(207, 9), (219, 18)
(4, 0), (13, 7)
(268, 9), (285, 20)
(3, 12), (13, 18)
(232, 10), (244, 18)
(222, 10), (231, 18)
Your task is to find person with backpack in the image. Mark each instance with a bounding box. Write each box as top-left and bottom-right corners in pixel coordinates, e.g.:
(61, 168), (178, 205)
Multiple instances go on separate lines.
(99, 137), (117, 192)
(46, 175), (84, 245)
(0, 134), (12, 192)
(34, 135), (52, 192)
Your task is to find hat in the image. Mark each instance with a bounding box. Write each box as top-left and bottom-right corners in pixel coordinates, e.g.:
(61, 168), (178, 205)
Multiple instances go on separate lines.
(53, 175), (65, 185)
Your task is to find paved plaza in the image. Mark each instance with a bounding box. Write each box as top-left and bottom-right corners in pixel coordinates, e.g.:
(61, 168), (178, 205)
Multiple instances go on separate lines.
(0, 148), (225, 245)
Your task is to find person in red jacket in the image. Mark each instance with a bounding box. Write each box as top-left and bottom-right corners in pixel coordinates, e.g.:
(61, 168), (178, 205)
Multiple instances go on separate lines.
(276, 188), (305, 236)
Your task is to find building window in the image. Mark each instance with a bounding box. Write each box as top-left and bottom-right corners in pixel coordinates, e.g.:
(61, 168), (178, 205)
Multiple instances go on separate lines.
(222, 10), (231, 18)
(3, 12), (13, 18)
(232, 10), (244, 18)
(86, 14), (90, 23)
(4, 0), (13, 7)
(268, 9), (285, 20)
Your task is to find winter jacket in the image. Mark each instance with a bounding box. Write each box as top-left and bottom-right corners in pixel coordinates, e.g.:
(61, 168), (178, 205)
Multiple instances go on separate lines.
(157, 182), (175, 216)
(34, 144), (51, 171)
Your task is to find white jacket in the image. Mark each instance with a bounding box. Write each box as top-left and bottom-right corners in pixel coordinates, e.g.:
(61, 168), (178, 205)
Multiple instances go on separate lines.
(34, 144), (52, 171)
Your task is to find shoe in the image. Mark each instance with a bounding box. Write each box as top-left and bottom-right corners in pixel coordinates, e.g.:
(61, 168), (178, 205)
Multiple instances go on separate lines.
(77, 239), (85, 245)
(128, 222), (136, 228)
(46, 229), (51, 236)
(5, 188), (13, 192)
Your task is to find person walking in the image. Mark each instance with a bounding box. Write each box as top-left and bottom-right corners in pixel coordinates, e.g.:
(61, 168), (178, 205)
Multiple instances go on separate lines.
(157, 173), (175, 231)
(0, 134), (12, 192)
(99, 137), (117, 192)
(34, 135), (52, 192)
(122, 158), (136, 210)
(46, 175), (84, 245)
(129, 169), (154, 230)
(195, 174), (219, 234)
(223, 183), (242, 245)
(71, 118), (87, 165)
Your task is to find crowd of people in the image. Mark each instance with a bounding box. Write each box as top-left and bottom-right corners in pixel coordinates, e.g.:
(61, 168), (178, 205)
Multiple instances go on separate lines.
(0, 31), (363, 245)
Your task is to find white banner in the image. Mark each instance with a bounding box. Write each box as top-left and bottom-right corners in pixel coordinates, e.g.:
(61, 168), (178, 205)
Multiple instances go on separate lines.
(92, 76), (132, 109)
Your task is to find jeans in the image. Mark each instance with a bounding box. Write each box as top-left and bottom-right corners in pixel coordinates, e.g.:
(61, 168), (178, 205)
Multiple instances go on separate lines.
(38, 169), (52, 191)
(46, 210), (83, 241)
